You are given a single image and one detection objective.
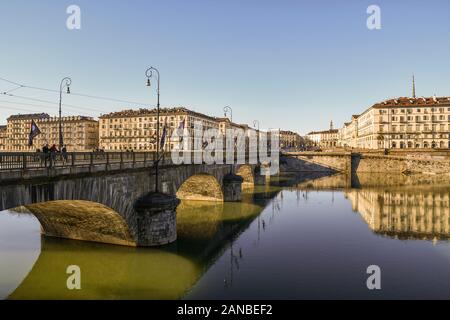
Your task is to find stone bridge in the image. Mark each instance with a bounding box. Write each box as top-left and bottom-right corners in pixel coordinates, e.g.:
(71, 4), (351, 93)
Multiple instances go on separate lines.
(0, 152), (263, 247)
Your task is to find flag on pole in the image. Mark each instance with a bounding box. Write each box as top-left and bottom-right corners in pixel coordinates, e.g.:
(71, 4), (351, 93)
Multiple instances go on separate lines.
(28, 120), (41, 147)
(178, 119), (185, 143)
(179, 119), (185, 130)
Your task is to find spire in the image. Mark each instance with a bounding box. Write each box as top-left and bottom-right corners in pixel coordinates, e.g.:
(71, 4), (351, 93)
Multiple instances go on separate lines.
(412, 74), (416, 98)
(330, 120), (334, 130)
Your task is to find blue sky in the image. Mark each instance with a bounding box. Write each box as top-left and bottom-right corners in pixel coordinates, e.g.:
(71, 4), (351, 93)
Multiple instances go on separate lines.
(1, 0), (450, 134)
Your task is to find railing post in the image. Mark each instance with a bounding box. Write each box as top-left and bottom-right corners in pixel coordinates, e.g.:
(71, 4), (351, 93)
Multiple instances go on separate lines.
(71, 153), (75, 167)
(90, 152), (93, 166)
(106, 152), (109, 165)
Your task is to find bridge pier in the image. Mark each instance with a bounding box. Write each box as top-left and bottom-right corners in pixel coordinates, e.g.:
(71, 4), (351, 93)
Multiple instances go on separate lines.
(134, 192), (180, 246)
(253, 164), (271, 185)
(222, 174), (244, 202)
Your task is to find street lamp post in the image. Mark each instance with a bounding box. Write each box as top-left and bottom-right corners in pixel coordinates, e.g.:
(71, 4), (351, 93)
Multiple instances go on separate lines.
(146, 67), (161, 193)
(253, 120), (260, 131)
(223, 106), (234, 173)
(134, 67), (180, 245)
(253, 120), (260, 159)
(59, 77), (71, 150)
(224, 106), (233, 123)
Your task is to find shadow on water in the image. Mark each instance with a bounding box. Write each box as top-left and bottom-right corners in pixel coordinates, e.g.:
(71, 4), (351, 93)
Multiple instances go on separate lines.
(7, 182), (284, 300)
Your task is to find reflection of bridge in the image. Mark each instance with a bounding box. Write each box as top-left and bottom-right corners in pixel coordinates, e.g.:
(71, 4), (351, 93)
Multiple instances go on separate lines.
(0, 151), (266, 247)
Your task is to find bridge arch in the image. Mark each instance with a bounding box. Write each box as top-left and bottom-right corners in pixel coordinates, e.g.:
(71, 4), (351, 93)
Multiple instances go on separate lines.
(25, 200), (136, 247)
(236, 164), (255, 188)
(176, 173), (224, 202)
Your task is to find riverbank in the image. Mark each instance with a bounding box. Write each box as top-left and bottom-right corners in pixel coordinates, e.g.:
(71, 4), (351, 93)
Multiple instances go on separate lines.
(281, 151), (450, 175)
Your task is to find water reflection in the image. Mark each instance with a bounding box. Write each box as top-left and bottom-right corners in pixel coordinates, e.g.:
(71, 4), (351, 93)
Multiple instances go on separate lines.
(346, 187), (450, 241)
(291, 172), (450, 242)
(3, 185), (281, 300)
(2, 172), (450, 299)
(9, 238), (200, 300)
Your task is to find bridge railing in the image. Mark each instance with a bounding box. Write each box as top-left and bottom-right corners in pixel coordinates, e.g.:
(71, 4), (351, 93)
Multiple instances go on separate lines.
(0, 150), (266, 172)
(0, 152), (159, 171)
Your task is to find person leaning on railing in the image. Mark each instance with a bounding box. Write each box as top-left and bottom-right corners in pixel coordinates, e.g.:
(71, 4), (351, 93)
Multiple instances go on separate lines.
(49, 144), (58, 167)
(62, 145), (68, 164)
(41, 144), (50, 167)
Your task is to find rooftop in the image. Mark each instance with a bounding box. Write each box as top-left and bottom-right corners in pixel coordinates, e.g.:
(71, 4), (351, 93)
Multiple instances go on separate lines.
(7, 113), (50, 121)
(373, 96), (450, 108)
(280, 130), (300, 135)
(40, 116), (96, 122)
(307, 129), (339, 135)
(348, 95), (450, 121)
(99, 106), (218, 122)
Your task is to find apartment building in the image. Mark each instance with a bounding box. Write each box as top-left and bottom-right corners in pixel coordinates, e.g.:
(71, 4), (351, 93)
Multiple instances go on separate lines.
(215, 117), (249, 135)
(0, 125), (6, 151)
(36, 116), (99, 151)
(340, 97), (450, 149)
(338, 115), (359, 148)
(279, 130), (302, 149)
(98, 107), (219, 151)
(4, 113), (99, 152)
(306, 121), (339, 148)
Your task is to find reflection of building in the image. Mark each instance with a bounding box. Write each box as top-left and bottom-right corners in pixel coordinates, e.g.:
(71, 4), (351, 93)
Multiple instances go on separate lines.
(99, 107), (219, 151)
(0, 125), (6, 151)
(4, 113), (98, 152)
(338, 96), (450, 149)
(306, 121), (339, 148)
(346, 188), (450, 240)
(279, 130), (302, 150)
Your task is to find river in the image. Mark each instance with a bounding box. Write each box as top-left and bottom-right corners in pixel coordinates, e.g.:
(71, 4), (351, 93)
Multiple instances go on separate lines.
(1, 173), (450, 299)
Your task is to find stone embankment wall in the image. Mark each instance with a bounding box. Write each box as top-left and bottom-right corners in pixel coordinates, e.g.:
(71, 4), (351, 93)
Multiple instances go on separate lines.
(352, 154), (450, 174)
(283, 152), (450, 175)
(281, 152), (351, 172)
